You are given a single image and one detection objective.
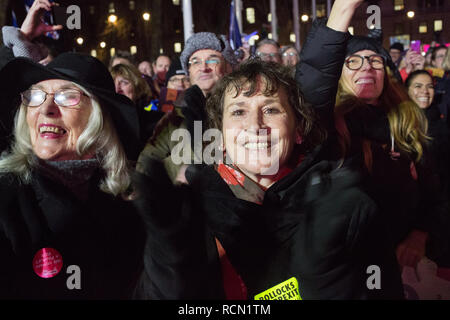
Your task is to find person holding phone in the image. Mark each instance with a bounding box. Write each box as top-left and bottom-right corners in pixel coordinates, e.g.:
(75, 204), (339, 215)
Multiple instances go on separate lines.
(1, 0), (63, 66)
(398, 40), (424, 82)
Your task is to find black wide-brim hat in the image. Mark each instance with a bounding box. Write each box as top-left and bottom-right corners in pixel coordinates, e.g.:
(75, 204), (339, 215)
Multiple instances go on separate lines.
(0, 52), (140, 161)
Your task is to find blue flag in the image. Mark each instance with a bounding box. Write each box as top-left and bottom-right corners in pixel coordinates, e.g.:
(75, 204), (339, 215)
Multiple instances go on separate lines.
(229, 0), (242, 50)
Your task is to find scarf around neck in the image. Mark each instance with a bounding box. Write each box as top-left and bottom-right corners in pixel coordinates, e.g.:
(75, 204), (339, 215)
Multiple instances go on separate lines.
(215, 151), (305, 204)
(34, 157), (101, 201)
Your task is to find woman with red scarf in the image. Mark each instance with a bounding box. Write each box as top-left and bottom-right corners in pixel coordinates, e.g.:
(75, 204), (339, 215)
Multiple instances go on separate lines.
(133, 0), (403, 300)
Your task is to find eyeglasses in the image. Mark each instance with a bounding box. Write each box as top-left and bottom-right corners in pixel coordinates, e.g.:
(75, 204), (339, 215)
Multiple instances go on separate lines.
(345, 54), (385, 70)
(168, 77), (190, 83)
(282, 52), (298, 57)
(188, 57), (221, 69)
(256, 52), (281, 59)
(21, 89), (87, 107)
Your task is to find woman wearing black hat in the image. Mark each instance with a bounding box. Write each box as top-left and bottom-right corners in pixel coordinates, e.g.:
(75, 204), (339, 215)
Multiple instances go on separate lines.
(296, 0), (444, 275)
(0, 53), (145, 299)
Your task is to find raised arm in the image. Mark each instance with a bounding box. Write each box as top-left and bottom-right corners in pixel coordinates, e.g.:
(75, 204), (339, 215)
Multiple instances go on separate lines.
(295, 0), (363, 130)
(2, 0), (63, 63)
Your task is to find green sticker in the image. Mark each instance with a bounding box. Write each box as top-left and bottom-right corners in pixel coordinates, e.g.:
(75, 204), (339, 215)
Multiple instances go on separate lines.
(254, 277), (302, 300)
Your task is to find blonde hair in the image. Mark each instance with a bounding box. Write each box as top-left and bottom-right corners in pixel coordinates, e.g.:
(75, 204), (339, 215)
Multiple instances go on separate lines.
(335, 68), (429, 171)
(0, 82), (131, 196)
(110, 63), (152, 103)
(442, 47), (450, 71)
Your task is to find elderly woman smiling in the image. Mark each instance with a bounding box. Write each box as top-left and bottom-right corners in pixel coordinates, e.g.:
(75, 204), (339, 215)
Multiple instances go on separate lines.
(0, 53), (145, 299)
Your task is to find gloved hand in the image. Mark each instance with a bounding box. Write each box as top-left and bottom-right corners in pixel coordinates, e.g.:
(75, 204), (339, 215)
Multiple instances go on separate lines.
(131, 158), (212, 299)
(182, 85), (207, 156)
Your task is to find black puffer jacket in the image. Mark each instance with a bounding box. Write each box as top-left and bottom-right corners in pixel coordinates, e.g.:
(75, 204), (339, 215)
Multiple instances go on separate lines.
(295, 20), (446, 250)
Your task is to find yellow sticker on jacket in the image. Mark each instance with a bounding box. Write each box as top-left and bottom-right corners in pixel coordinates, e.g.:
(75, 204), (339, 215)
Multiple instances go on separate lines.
(254, 277), (302, 300)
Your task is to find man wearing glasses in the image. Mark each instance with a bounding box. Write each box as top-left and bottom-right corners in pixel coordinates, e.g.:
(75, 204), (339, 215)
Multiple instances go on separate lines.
(137, 32), (237, 184)
(179, 32), (236, 97)
(255, 39), (282, 64)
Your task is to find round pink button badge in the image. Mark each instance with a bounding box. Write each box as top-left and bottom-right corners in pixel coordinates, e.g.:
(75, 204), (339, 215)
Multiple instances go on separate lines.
(32, 248), (63, 278)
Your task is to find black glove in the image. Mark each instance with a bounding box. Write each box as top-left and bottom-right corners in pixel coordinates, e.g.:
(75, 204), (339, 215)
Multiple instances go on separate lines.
(131, 158), (213, 299)
(182, 85), (207, 156)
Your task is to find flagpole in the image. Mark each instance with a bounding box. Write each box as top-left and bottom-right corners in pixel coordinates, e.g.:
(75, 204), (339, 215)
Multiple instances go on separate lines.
(182, 0), (194, 42)
(270, 0), (278, 42)
(311, 0), (317, 20)
(235, 0), (243, 35)
(327, 0), (332, 17)
(293, 0), (300, 51)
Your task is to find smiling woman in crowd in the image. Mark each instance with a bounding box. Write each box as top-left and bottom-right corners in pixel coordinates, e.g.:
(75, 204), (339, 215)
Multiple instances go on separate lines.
(0, 52), (145, 299)
(296, 0), (448, 284)
(133, 0), (404, 300)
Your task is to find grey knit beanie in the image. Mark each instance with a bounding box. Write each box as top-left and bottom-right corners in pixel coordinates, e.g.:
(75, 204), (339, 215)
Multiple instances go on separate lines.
(180, 32), (237, 73)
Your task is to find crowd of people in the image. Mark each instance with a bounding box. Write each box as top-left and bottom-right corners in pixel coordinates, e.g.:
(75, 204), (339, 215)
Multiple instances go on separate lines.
(0, 0), (449, 300)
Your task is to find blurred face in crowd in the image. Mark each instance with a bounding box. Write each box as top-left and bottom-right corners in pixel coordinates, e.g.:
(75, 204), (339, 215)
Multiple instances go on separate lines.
(256, 44), (281, 63)
(282, 48), (299, 67)
(389, 48), (402, 63)
(111, 57), (132, 68)
(188, 49), (228, 96)
(341, 49), (385, 105)
(167, 74), (190, 91)
(222, 78), (297, 184)
(408, 73), (435, 109)
(425, 51), (433, 66)
(25, 79), (92, 161)
(114, 75), (135, 101)
(432, 47), (447, 69)
(153, 56), (171, 82)
(138, 61), (153, 77)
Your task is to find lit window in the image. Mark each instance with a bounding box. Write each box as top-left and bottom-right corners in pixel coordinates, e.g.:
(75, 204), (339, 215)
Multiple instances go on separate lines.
(246, 8), (255, 24)
(173, 0), (180, 5)
(268, 13), (272, 22)
(129, 1), (135, 10)
(290, 33), (296, 42)
(348, 26), (354, 35)
(110, 47), (116, 57)
(434, 20), (443, 31)
(90, 50), (97, 57)
(419, 22), (428, 33)
(268, 33), (272, 39)
(160, 48), (164, 54)
(394, 0), (405, 11)
(174, 42), (182, 53)
(316, 4), (326, 18)
(109, 2), (115, 14)
(130, 46), (137, 55)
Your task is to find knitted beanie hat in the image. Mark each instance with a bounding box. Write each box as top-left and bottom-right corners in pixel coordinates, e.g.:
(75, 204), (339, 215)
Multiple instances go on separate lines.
(180, 32), (238, 73)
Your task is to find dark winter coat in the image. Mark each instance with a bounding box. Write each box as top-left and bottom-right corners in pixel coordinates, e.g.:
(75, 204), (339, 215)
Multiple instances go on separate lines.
(0, 171), (145, 299)
(295, 19), (444, 249)
(133, 145), (404, 300)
